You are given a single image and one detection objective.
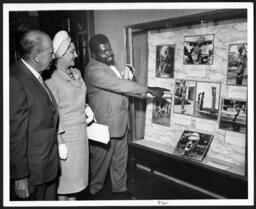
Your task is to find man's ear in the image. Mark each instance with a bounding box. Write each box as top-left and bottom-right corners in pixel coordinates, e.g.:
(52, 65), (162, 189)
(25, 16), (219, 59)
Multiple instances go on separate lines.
(32, 49), (40, 63)
(34, 55), (40, 63)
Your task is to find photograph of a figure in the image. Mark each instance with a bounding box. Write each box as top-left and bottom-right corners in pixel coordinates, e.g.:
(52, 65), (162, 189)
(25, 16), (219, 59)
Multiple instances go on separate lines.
(152, 90), (172, 126)
(219, 99), (247, 134)
(227, 43), (247, 86)
(174, 130), (214, 162)
(184, 34), (214, 64)
(155, 44), (175, 78)
(194, 82), (220, 120)
(174, 80), (196, 115)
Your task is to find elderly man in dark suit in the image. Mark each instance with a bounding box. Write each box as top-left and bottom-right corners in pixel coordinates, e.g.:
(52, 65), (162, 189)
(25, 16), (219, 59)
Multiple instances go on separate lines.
(84, 34), (164, 199)
(10, 30), (59, 200)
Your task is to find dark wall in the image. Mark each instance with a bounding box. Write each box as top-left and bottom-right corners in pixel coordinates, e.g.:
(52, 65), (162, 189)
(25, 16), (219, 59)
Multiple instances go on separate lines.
(9, 10), (94, 74)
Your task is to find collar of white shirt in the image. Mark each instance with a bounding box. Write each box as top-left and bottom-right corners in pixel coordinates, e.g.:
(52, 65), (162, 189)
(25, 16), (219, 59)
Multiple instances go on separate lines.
(109, 65), (122, 79)
(21, 58), (42, 82)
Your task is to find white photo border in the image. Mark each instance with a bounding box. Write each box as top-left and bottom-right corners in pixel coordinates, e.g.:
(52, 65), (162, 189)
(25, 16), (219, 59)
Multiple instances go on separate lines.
(3, 2), (254, 207)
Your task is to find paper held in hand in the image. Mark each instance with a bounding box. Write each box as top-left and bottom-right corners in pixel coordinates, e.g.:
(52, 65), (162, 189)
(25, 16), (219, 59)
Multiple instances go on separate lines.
(87, 122), (110, 144)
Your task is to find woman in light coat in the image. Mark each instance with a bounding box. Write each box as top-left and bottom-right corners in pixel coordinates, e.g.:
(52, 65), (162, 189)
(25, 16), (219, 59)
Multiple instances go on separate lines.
(46, 30), (94, 200)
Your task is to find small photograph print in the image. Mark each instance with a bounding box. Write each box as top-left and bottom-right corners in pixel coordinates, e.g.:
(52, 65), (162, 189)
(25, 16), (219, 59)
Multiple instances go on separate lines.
(219, 99), (247, 134)
(155, 45), (175, 78)
(227, 43), (247, 86)
(152, 90), (172, 126)
(194, 82), (220, 120)
(174, 79), (196, 116)
(184, 34), (214, 65)
(173, 130), (214, 162)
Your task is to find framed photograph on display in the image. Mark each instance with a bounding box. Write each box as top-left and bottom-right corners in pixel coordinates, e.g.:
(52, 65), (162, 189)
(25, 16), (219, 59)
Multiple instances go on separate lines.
(219, 98), (247, 134)
(155, 44), (175, 78)
(227, 43), (247, 86)
(174, 79), (196, 116)
(194, 81), (221, 120)
(152, 90), (172, 126)
(184, 34), (214, 65)
(173, 130), (214, 162)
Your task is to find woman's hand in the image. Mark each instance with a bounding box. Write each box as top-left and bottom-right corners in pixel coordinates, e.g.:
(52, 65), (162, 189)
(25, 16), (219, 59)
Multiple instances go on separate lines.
(59, 143), (68, 160)
(85, 105), (95, 124)
(123, 64), (135, 80)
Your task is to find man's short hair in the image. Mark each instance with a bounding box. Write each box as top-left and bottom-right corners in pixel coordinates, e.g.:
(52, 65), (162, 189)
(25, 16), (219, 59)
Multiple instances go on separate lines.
(89, 34), (110, 55)
(19, 30), (46, 60)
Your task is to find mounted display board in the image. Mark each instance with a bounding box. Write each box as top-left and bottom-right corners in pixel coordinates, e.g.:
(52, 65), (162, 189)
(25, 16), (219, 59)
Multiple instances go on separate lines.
(129, 10), (248, 177)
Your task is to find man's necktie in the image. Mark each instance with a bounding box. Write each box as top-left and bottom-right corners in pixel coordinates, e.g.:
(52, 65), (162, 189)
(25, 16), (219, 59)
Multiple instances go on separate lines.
(38, 75), (53, 102)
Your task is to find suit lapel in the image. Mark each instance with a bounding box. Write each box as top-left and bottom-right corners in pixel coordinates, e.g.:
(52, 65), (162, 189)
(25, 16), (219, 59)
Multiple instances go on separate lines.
(44, 83), (58, 109)
(18, 60), (41, 85)
(16, 60), (59, 134)
(44, 83), (59, 124)
(19, 60), (58, 110)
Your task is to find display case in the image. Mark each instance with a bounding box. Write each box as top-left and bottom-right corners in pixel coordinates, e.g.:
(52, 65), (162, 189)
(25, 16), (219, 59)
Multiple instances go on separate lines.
(125, 9), (248, 198)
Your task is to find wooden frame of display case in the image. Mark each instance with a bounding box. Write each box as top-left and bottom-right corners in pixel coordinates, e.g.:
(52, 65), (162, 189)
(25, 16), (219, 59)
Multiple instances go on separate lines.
(125, 9), (248, 199)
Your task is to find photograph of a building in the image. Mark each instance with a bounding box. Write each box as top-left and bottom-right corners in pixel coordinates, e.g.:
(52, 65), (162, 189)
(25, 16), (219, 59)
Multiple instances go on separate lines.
(174, 79), (195, 115)
(194, 82), (220, 120)
(219, 98), (247, 134)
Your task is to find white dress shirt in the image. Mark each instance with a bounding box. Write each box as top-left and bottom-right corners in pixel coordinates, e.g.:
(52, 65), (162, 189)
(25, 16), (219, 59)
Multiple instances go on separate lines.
(109, 65), (122, 79)
(21, 58), (42, 82)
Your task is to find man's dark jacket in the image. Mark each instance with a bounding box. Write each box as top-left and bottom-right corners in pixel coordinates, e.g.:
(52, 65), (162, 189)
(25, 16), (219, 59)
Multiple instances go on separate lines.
(10, 60), (59, 185)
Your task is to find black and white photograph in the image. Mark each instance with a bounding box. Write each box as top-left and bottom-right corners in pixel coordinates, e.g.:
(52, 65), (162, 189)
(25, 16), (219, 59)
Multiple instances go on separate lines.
(2, 2), (253, 207)
(152, 90), (172, 126)
(155, 44), (175, 78)
(173, 130), (214, 162)
(219, 99), (247, 134)
(227, 43), (247, 86)
(194, 81), (221, 120)
(184, 34), (214, 65)
(174, 79), (196, 116)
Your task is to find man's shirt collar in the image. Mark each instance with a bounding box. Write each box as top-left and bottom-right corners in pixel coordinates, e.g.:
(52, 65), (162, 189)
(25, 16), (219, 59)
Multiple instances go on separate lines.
(21, 58), (42, 82)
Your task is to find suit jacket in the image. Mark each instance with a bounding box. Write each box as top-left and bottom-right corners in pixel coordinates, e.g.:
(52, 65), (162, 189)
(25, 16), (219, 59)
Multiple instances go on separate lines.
(10, 60), (59, 185)
(84, 58), (148, 138)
